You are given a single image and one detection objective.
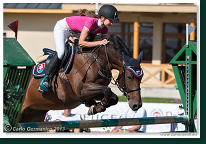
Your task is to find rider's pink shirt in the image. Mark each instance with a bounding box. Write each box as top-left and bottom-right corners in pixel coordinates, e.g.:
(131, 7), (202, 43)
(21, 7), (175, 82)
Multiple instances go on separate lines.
(66, 16), (108, 35)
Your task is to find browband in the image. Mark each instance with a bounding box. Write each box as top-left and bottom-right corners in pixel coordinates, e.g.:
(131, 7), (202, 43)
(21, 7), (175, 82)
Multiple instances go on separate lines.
(125, 67), (144, 78)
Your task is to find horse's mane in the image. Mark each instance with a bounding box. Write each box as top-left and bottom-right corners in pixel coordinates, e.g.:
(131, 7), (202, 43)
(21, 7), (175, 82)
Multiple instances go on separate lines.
(108, 34), (132, 58)
(86, 34), (132, 58)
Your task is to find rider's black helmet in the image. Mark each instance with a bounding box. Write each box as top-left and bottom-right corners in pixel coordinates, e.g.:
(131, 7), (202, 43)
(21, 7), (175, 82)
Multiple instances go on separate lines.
(98, 5), (120, 22)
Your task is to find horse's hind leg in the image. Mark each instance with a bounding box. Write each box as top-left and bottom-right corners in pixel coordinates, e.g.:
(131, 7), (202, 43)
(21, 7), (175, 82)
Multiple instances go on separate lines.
(81, 82), (118, 115)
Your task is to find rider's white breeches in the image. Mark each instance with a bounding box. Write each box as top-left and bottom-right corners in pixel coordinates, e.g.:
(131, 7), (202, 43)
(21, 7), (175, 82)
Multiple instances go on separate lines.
(53, 18), (80, 59)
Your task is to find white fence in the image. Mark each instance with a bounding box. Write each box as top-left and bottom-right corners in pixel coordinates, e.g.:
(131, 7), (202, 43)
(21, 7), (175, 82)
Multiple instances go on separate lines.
(47, 102), (192, 132)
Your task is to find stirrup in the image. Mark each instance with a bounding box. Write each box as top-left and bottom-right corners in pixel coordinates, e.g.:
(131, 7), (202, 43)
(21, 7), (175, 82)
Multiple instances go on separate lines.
(38, 87), (45, 93)
(39, 76), (49, 92)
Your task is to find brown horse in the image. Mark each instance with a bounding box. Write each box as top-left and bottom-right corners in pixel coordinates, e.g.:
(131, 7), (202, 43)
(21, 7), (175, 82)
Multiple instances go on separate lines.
(18, 34), (143, 123)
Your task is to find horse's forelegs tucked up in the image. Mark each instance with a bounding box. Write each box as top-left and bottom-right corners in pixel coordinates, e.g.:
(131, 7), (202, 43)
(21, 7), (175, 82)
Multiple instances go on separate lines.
(87, 94), (119, 115)
(81, 82), (118, 115)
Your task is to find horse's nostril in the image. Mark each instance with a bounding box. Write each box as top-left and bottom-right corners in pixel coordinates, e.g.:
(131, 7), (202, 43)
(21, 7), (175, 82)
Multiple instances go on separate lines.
(133, 104), (138, 109)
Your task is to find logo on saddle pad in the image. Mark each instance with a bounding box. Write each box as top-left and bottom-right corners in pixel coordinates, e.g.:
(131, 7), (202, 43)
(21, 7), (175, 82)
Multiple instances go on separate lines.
(37, 63), (45, 73)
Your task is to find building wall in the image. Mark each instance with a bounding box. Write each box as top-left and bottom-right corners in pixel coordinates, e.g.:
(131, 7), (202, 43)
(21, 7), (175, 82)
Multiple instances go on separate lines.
(3, 4), (197, 97)
(3, 13), (72, 62)
(3, 12), (196, 64)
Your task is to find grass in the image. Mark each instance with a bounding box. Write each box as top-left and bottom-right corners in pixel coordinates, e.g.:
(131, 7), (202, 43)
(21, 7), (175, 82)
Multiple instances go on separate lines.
(118, 96), (182, 104)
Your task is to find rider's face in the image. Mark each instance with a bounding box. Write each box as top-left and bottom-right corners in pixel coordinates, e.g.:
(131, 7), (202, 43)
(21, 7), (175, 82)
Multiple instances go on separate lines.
(104, 18), (114, 28)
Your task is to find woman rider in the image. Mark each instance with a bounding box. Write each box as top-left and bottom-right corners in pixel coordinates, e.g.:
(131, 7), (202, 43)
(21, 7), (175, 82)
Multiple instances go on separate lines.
(39, 4), (120, 92)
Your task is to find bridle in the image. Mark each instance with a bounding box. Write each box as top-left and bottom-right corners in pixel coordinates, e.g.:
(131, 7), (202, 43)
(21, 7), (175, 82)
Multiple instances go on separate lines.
(84, 43), (142, 98)
(116, 65), (142, 98)
(69, 37), (142, 99)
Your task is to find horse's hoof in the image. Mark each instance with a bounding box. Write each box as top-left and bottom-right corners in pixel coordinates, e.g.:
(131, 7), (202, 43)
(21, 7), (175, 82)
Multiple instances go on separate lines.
(87, 105), (95, 115)
(38, 87), (44, 93)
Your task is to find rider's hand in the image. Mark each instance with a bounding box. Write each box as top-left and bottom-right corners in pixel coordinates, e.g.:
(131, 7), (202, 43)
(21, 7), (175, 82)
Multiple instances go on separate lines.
(100, 39), (110, 46)
(77, 46), (82, 54)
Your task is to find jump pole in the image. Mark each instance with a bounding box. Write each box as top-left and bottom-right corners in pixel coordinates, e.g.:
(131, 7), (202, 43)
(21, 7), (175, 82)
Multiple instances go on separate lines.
(17, 116), (189, 131)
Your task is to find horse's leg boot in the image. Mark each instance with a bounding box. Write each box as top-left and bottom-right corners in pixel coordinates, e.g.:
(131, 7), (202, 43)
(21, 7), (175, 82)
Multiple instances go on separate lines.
(87, 102), (106, 115)
(39, 52), (61, 92)
(38, 86), (45, 93)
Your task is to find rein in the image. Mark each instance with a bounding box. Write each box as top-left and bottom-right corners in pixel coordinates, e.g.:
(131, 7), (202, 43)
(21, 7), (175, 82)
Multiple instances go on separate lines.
(75, 45), (103, 74)
(76, 43), (141, 98)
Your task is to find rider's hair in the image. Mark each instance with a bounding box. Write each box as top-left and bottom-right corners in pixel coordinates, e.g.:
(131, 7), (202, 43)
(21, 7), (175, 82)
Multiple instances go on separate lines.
(77, 9), (99, 18)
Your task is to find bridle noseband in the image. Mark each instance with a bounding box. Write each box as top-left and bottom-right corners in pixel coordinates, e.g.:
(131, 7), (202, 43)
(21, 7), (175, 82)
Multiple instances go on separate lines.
(118, 65), (142, 97)
(110, 66), (142, 100)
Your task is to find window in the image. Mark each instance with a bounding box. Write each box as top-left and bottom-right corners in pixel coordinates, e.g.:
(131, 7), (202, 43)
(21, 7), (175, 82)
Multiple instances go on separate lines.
(139, 23), (153, 62)
(3, 33), (6, 37)
(165, 38), (184, 63)
(164, 24), (186, 33)
(108, 23), (133, 49)
(108, 23), (153, 62)
(162, 23), (188, 63)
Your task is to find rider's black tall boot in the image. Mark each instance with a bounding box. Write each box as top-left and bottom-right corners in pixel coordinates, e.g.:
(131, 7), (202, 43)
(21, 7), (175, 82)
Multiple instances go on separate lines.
(39, 52), (61, 92)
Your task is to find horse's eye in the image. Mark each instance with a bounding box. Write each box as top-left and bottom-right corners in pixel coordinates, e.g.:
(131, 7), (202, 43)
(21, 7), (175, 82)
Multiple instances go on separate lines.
(127, 76), (132, 80)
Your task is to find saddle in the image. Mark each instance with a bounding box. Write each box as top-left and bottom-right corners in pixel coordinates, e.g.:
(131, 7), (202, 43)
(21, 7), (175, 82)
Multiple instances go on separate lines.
(32, 38), (77, 77)
(33, 37), (83, 105)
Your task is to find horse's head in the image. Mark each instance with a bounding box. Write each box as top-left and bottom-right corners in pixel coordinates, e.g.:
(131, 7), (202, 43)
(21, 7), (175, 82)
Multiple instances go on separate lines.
(119, 51), (144, 111)
(106, 34), (144, 111)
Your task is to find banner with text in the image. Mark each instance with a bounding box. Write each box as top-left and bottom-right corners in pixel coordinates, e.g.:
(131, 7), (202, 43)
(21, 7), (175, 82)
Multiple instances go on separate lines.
(47, 102), (189, 132)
